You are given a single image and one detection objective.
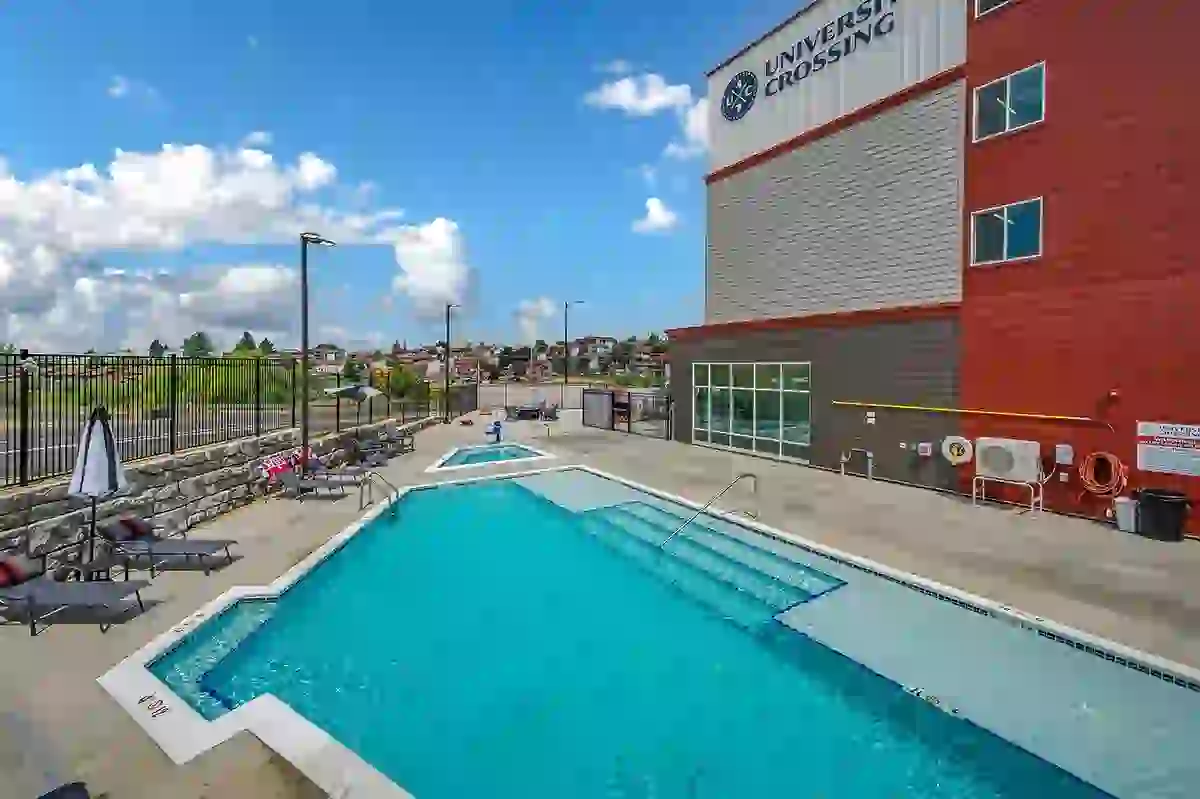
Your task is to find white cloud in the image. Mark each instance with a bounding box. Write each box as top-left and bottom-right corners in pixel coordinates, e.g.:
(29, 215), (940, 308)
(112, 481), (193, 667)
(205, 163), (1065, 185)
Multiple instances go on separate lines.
(665, 98), (710, 159)
(293, 152), (336, 190)
(0, 136), (467, 350)
(631, 198), (678, 234)
(637, 163), (657, 188)
(0, 141), (402, 253)
(107, 75), (158, 102)
(241, 130), (272, 147)
(107, 75), (130, 98)
(389, 217), (471, 318)
(515, 297), (556, 343)
(598, 59), (635, 75)
(584, 73), (693, 117)
(317, 325), (385, 351)
(0, 256), (300, 353)
(584, 71), (709, 162)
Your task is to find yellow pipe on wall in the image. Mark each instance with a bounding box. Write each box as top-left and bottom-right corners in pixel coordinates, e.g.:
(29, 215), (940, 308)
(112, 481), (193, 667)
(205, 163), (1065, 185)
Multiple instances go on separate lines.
(831, 400), (1114, 430)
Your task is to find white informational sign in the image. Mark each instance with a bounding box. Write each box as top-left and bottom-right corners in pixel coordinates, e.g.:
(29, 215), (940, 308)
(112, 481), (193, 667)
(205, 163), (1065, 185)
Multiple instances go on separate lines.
(1136, 421), (1200, 477)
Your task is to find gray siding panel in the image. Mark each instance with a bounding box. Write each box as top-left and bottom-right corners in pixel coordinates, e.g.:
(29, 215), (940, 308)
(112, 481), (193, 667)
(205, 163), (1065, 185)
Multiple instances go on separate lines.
(706, 81), (965, 324)
(669, 318), (961, 489)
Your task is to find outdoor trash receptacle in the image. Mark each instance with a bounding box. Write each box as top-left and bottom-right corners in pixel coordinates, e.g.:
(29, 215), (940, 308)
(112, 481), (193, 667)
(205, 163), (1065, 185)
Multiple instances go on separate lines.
(1135, 489), (1191, 542)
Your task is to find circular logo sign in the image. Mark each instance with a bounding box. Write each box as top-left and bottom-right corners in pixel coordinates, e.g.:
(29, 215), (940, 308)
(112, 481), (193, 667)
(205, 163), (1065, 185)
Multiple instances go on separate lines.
(949, 441), (967, 459)
(720, 70), (759, 122)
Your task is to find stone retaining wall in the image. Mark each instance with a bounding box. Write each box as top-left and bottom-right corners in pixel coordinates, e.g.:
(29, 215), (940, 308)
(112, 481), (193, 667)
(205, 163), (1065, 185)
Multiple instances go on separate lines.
(0, 416), (437, 563)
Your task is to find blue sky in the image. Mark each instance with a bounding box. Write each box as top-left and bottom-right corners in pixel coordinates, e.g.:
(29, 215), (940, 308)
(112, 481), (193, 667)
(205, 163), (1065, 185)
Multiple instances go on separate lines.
(0, 0), (796, 353)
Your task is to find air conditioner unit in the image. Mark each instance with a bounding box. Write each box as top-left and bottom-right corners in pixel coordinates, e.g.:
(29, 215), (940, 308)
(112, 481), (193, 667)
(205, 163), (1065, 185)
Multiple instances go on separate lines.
(974, 438), (1042, 483)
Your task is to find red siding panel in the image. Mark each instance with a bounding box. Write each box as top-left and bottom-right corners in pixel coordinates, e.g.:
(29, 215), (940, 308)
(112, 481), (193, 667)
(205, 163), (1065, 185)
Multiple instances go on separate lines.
(961, 0), (1200, 531)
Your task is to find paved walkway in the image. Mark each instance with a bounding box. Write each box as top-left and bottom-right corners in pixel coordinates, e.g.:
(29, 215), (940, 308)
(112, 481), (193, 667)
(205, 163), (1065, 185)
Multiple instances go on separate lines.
(2, 413), (1197, 797)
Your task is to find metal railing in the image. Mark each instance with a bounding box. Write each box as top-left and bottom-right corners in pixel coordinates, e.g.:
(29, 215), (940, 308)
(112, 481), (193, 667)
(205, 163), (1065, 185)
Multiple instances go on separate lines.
(659, 472), (759, 549)
(0, 350), (442, 488)
(361, 471), (402, 514)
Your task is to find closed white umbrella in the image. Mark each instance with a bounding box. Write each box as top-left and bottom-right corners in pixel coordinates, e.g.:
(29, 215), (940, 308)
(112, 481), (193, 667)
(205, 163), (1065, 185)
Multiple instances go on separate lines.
(68, 406), (128, 567)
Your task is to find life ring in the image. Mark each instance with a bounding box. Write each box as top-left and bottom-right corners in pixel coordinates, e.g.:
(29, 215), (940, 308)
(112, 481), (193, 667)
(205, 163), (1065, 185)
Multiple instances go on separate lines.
(942, 436), (974, 466)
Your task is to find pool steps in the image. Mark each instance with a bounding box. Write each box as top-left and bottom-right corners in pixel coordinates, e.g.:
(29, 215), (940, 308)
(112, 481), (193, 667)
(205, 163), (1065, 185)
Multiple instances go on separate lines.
(152, 599), (277, 719)
(580, 501), (843, 627)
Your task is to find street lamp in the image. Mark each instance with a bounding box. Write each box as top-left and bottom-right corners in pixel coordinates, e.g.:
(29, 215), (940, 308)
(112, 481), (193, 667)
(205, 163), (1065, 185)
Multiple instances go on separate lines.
(299, 232), (336, 474)
(443, 302), (459, 423)
(563, 300), (585, 406)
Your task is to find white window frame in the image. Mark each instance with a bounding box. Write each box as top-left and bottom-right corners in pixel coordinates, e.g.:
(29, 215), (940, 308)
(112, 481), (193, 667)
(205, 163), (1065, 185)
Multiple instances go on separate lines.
(975, 0), (1014, 19)
(691, 361), (812, 462)
(973, 61), (1046, 143)
(970, 196), (1044, 266)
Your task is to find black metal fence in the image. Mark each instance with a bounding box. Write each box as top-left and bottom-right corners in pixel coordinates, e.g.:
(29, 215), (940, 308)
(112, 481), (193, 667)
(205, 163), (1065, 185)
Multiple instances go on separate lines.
(581, 388), (673, 439)
(0, 351), (442, 487)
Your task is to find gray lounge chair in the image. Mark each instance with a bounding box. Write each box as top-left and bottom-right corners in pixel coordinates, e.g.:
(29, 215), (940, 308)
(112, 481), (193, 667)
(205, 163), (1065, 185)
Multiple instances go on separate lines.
(342, 438), (388, 468)
(0, 573), (149, 636)
(277, 467), (357, 500)
(377, 423), (415, 454)
(93, 522), (236, 579)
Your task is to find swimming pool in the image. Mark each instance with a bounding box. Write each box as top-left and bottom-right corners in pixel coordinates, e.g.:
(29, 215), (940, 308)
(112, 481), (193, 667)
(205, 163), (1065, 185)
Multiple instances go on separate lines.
(105, 466), (1200, 798)
(426, 442), (552, 472)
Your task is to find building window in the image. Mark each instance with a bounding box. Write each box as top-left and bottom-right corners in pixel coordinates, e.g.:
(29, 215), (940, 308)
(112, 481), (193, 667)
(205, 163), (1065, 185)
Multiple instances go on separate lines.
(971, 198), (1043, 265)
(692, 362), (811, 457)
(974, 63), (1045, 141)
(975, 0), (1013, 18)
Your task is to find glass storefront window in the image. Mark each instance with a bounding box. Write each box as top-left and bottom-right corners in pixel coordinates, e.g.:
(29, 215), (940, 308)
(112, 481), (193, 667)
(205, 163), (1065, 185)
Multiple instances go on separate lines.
(755, 363), (781, 390)
(755, 390), (780, 440)
(694, 387), (710, 429)
(692, 362), (811, 457)
(710, 388), (731, 432)
(782, 364), (810, 391)
(731, 389), (755, 436)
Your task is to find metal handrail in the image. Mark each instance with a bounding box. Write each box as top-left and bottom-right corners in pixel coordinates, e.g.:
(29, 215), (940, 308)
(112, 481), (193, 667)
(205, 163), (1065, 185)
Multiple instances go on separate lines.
(659, 472), (758, 549)
(360, 470), (401, 513)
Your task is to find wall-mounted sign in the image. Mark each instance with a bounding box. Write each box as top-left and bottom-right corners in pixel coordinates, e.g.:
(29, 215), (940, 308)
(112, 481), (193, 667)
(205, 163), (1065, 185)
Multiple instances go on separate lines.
(1136, 421), (1200, 477)
(719, 0), (899, 124)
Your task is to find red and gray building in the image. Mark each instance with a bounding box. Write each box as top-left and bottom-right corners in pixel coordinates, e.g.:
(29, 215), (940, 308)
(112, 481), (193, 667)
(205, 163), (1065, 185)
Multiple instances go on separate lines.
(667, 0), (1199, 532)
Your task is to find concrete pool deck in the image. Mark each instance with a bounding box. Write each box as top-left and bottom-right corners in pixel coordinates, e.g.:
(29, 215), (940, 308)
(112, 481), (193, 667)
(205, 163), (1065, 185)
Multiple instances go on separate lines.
(3, 411), (1199, 797)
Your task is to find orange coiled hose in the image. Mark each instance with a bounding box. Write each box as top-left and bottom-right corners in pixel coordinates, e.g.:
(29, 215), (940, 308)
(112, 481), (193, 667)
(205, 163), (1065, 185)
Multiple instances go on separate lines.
(1079, 451), (1128, 498)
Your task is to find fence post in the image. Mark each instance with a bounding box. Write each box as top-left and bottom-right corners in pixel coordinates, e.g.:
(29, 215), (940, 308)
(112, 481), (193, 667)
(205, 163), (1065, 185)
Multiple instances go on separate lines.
(291, 359), (298, 428)
(17, 349), (30, 486)
(168, 354), (178, 453)
(254, 357), (263, 436)
(335, 371), (342, 432)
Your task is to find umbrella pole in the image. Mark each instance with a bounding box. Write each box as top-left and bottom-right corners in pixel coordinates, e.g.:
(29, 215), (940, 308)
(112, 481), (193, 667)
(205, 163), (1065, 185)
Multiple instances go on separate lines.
(86, 497), (98, 580)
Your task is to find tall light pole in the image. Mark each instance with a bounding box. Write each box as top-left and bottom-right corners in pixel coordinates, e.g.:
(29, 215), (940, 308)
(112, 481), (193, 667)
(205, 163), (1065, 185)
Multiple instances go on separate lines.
(299, 232), (336, 474)
(443, 302), (458, 423)
(563, 300), (585, 406)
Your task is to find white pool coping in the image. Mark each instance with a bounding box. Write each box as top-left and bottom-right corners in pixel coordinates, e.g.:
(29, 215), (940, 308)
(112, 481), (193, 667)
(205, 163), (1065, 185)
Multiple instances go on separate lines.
(99, 464), (1200, 798)
(423, 441), (556, 473)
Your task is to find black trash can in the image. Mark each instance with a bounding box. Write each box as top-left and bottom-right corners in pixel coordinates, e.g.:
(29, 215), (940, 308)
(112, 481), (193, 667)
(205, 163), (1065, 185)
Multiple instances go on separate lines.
(1136, 489), (1191, 542)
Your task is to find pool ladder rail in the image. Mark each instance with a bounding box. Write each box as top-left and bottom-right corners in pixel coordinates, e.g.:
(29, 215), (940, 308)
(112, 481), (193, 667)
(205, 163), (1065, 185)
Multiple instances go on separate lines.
(360, 470), (402, 514)
(659, 472), (759, 549)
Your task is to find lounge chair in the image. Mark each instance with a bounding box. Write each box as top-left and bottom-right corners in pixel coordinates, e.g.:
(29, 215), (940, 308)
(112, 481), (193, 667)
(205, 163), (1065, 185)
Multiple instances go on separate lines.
(378, 423), (415, 454)
(0, 560), (148, 636)
(91, 519), (237, 579)
(343, 438), (388, 468)
(277, 467), (355, 500)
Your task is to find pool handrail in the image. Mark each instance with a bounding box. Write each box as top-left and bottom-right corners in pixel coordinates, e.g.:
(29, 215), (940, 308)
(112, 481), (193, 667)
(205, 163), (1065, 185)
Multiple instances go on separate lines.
(659, 472), (759, 549)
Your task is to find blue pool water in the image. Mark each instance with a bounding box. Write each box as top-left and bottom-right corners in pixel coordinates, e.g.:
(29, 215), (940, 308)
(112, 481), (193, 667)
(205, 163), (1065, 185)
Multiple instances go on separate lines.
(438, 443), (541, 467)
(152, 473), (1109, 798)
